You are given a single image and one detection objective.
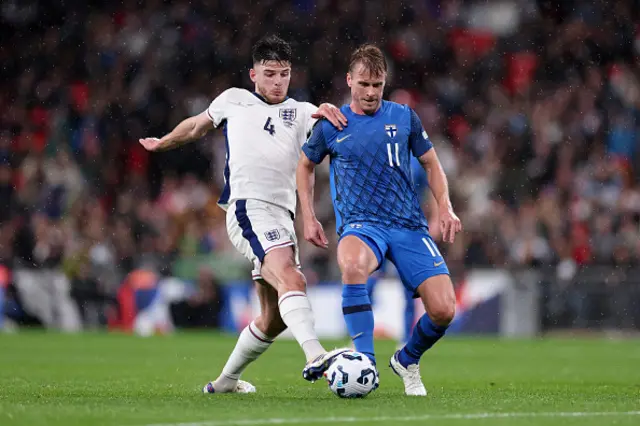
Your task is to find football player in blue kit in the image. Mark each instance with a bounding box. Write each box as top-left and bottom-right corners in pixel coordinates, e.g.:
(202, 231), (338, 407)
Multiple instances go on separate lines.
(297, 44), (462, 396)
(366, 156), (430, 347)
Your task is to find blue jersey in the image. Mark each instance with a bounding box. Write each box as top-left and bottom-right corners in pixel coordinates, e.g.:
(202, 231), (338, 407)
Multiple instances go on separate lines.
(411, 156), (428, 204)
(302, 101), (432, 235)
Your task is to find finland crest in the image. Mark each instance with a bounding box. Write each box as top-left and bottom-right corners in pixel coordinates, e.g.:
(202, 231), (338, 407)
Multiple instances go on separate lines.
(264, 229), (280, 242)
(385, 124), (397, 138)
(279, 108), (297, 128)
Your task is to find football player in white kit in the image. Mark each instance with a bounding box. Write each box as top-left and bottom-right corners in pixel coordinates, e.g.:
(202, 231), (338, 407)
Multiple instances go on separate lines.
(139, 35), (349, 393)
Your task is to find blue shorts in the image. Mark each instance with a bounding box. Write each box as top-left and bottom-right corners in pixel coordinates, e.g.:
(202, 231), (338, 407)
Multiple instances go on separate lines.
(340, 224), (450, 297)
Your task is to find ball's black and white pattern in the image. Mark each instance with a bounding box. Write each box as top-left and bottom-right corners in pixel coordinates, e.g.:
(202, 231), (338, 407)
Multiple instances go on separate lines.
(325, 351), (379, 398)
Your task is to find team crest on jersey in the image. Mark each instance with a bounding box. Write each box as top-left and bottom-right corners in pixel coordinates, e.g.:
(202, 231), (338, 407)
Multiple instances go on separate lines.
(264, 229), (280, 242)
(385, 124), (398, 138)
(279, 108), (297, 127)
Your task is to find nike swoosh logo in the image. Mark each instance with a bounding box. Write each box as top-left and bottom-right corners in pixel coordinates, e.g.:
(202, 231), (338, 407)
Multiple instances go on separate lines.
(336, 134), (351, 143)
(433, 261), (445, 267)
(351, 332), (364, 340)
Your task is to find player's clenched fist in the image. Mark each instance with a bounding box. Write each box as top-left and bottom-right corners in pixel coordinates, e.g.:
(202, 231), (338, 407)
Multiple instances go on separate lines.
(139, 137), (163, 151)
(440, 208), (462, 244)
(304, 219), (329, 249)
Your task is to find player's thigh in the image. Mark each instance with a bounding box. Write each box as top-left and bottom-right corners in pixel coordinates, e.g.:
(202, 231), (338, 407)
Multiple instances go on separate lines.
(415, 274), (456, 326)
(253, 280), (286, 338)
(388, 230), (450, 294)
(226, 199), (298, 283)
(260, 245), (305, 293)
(337, 229), (386, 283)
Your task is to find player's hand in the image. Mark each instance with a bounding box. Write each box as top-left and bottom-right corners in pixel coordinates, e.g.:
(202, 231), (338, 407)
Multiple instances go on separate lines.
(139, 137), (163, 151)
(440, 208), (462, 244)
(304, 218), (329, 249)
(312, 103), (347, 131)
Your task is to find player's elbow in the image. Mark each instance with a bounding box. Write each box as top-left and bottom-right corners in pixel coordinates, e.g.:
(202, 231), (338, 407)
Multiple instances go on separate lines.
(188, 113), (213, 139)
(191, 127), (208, 140)
(190, 123), (208, 140)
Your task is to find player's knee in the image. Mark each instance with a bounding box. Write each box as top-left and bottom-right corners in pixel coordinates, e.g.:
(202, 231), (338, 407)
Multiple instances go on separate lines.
(276, 265), (306, 294)
(428, 302), (455, 327)
(261, 247), (304, 291)
(340, 262), (370, 284)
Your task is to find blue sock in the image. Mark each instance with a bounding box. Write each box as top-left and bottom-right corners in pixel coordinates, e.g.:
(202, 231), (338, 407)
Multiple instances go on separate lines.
(402, 289), (416, 344)
(342, 284), (375, 364)
(398, 313), (448, 368)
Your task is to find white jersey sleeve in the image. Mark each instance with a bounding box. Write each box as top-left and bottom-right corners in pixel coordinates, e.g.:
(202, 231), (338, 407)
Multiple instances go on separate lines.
(302, 102), (319, 139)
(205, 89), (232, 128)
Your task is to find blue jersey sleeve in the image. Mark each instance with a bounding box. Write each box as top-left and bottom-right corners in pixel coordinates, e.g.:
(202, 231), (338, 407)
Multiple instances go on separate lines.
(409, 109), (433, 158)
(302, 121), (329, 164)
(411, 156), (429, 203)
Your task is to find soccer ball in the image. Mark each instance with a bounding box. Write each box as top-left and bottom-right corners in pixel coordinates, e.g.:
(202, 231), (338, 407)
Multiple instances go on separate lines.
(324, 351), (379, 398)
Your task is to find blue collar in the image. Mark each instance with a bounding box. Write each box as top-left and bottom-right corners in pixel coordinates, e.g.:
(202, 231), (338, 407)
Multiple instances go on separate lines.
(252, 91), (289, 105)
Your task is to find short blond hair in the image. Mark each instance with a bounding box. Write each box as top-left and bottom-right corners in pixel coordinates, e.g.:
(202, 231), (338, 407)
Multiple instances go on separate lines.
(349, 44), (387, 76)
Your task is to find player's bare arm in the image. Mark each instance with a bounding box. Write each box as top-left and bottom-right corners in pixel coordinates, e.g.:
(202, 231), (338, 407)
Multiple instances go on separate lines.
(313, 103), (347, 131)
(296, 152), (329, 249)
(418, 148), (462, 244)
(139, 111), (214, 152)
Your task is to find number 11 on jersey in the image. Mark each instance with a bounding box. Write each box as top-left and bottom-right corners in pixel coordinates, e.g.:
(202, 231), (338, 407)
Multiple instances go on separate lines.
(387, 143), (400, 167)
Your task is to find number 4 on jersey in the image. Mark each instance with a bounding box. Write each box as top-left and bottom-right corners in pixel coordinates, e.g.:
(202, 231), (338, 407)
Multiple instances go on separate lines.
(264, 117), (275, 136)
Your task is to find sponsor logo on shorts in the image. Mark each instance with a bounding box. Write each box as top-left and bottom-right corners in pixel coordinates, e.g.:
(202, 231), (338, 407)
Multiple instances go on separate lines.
(264, 229), (280, 242)
(433, 260), (445, 267)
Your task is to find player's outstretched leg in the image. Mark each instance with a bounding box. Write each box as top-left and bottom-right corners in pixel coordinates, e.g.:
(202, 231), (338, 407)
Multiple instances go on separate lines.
(362, 270), (379, 353)
(204, 282), (285, 394)
(260, 246), (349, 382)
(367, 264), (415, 349)
(402, 286), (416, 347)
(390, 274), (455, 396)
(338, 236), (379, 365)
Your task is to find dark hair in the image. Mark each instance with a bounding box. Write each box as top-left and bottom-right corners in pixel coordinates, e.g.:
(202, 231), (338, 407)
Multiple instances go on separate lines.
(252, 35), (292, 65)
(349, 44), (387, 76)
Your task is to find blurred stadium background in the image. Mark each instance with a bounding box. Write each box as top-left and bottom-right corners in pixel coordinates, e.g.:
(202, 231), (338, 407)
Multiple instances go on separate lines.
(1, 0), (639, 338)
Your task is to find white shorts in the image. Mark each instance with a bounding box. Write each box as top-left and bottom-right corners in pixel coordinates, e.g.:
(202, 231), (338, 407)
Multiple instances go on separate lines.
(226, 199), (300, 281)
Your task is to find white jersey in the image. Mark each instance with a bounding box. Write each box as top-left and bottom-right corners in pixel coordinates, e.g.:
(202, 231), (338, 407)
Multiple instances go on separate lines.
(206, 88), (318, 214)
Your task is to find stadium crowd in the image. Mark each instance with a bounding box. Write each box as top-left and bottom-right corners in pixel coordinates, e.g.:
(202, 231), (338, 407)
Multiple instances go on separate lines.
(0, 0), (639, 329)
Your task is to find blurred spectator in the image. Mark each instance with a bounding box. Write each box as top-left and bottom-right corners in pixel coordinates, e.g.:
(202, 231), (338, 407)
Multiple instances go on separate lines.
(0, 161), (14, 223)
(70, 261), (112, 328)
(169, 266), (222, 329)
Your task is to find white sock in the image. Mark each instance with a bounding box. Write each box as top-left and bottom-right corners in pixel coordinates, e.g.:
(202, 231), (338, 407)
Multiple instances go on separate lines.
(278, 291), (325, 361)
(213, 321), (273, 392)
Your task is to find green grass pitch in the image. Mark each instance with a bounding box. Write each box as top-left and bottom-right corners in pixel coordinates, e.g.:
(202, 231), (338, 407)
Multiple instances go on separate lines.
(1, 332), (639, 426)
